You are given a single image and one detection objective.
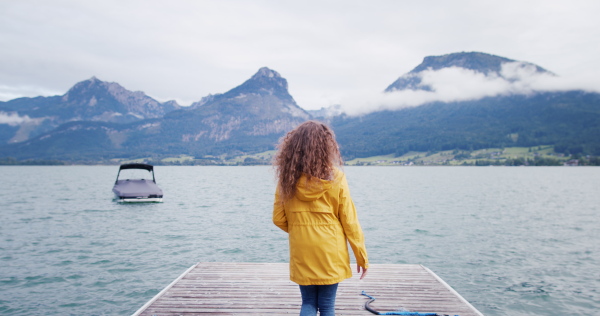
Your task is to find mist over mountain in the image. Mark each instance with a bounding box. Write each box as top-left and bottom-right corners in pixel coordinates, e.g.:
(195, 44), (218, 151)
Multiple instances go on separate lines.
(1, 52), (600, 161)
(385, 52), (552, 92)
(331, 91), (600, 158)
(299, 52), (598, 158)
(327, 52), (600, 157)
(337, 52), (590, 116)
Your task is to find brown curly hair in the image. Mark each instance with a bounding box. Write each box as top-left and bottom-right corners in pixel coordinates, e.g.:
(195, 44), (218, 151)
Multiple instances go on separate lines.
(274, 121), (343, 201)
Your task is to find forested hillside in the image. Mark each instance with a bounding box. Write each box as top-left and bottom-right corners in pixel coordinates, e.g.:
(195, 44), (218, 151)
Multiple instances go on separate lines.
(332, 91), (600, 158)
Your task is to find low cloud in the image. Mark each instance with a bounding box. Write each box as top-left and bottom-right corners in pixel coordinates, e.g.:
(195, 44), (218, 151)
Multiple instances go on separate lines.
(0, 111), (33, 126)
(338, 62), (600, 116)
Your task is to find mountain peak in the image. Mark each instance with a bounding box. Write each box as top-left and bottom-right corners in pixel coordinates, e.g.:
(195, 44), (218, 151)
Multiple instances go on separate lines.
(59, 77), (177, 122)
(252, 67), (282, 79)
(413, 52), (515, 74)
(179, 66), (308, 126)
(246, 67), (287, 91)
(78, 76), (104, 88)
(217, 67), (292, 102)
(385, 51), (552, 92)
(65, 77), (121, 99)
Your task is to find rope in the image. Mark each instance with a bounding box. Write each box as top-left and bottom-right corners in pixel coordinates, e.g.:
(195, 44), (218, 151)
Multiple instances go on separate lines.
(361, 291), (454, 316)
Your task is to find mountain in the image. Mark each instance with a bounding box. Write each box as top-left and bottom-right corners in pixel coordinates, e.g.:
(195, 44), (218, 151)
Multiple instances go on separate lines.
(60, 77), (180, 121)
(332, 91), (600, 158)
(1, 67), (310, 160)
(178, 67), (307, 123)
(0, 77), (180, 144)
(332, 52), (600, 157)
(144, 67), (310, 156)
(385, 51), (552, 92)
(2, 52), (600, 162)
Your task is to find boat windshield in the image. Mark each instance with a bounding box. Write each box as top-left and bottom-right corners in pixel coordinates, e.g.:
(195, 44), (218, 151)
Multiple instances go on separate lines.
(118, 168), (154, 181)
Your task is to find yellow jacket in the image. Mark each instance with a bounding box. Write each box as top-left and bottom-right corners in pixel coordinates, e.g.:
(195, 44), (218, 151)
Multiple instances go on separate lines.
(273, 170), (369, 285)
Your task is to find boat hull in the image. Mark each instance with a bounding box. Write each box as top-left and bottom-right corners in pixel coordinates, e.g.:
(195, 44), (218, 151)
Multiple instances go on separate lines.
(115, 196), (163, 203)
(112, 179), (163, 203)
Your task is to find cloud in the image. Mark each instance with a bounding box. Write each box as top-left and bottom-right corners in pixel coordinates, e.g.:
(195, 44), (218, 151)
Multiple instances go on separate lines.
(337, 62), (600, 116)
(2, 1), (600, 112)
(0, 111), (33, 126)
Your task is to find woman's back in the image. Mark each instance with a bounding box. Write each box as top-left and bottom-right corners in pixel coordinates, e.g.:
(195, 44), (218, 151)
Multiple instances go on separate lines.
(272, 121), (368, 316)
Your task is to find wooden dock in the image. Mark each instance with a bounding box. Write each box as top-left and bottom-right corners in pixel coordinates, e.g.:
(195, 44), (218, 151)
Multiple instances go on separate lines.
(133, 262), (483, 315)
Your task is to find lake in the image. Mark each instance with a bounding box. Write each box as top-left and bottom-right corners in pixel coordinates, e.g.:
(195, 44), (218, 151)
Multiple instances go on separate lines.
(0, 166), (598, 315)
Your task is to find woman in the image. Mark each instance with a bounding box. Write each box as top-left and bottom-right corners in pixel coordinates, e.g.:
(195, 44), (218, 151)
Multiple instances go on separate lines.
(272, 121), (369, 316)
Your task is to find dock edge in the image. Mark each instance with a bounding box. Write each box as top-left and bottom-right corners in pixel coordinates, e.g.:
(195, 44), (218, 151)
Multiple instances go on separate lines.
(421, 265), (484, 316)
(131, 263), (199, 316)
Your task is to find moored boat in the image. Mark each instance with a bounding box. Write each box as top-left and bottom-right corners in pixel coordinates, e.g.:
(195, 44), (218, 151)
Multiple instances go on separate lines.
(112, 163), (163, 202)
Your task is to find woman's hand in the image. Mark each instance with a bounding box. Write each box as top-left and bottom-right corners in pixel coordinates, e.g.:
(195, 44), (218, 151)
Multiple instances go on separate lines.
(357, 264), (368, 280)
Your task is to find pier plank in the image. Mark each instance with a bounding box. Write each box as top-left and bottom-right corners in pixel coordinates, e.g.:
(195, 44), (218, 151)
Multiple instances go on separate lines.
(133, 263), (483, 316)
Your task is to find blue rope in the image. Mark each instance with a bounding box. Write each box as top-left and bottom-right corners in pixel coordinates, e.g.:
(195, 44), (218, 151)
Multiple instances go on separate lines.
(361, 291), (451, 316)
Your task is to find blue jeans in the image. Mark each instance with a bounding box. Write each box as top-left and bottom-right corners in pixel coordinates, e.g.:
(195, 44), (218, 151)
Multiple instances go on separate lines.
(298, 283), (339, 316)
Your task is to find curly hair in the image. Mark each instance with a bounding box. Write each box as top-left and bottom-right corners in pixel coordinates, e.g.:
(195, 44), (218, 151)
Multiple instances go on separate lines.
(274, 121), (343, 201)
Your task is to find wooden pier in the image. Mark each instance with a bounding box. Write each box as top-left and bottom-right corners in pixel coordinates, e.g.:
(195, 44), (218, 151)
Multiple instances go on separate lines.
(133, 262), (483, 315)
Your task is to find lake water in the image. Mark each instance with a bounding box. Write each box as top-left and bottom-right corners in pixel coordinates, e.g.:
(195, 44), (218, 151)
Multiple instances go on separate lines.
(0, 166), (598, 315)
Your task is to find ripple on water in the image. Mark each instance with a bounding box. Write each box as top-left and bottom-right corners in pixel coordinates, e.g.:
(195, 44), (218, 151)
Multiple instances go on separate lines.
(108, 268), (138, 274)
(0, 277), (20, 286)
(53, 260), (73, 267)
(58, 302), (86, 308)
(506, 281), (553, 295)
(91, 259), (112, 265)
(124, 288), (160, 299)
(91, 279), (124, 288)
(24, 276), (67, 287)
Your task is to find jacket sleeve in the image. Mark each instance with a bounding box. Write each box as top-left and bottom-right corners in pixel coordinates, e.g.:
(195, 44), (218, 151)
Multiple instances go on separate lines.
(272, 190), (288, 233)
(338, 174), (369, 269)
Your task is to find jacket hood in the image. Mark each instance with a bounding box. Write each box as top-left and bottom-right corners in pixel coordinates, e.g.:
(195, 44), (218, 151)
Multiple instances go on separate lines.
(295, 172), (338, 202)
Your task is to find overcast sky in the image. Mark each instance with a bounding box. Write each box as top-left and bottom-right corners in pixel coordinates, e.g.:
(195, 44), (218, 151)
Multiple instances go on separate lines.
(1, 0), (599, 112)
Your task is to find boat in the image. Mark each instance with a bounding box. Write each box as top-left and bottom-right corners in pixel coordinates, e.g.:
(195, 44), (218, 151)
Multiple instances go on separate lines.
(112, 163), (163, 203)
